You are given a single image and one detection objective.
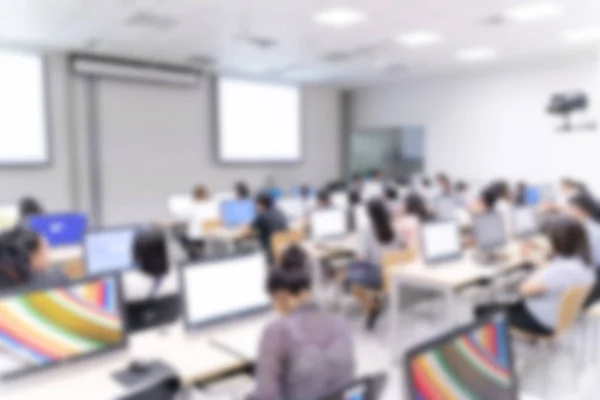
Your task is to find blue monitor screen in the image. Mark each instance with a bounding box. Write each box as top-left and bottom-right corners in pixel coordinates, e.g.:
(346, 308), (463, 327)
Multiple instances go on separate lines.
(221, 200), (256, 227)
(84, 228), (138, 276)
(525, 186), (542, 206)
(27, 213), (88, 248)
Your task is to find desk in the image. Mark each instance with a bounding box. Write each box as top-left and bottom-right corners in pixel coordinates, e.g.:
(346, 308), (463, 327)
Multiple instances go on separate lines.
(387, 239), (547, 353)
(0, 325), (247, 400)
(209, 319), (269, 363)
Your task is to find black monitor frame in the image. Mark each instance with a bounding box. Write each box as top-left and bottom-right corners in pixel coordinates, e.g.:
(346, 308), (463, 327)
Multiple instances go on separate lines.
(404, 315), (519, 400)
(0, 274), (128, 381)
(179, 251), (270, 332)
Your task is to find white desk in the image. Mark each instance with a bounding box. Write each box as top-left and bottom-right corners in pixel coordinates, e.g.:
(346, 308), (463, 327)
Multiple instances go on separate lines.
(209, 317), (273, 362)
(0, 325), (247, 399)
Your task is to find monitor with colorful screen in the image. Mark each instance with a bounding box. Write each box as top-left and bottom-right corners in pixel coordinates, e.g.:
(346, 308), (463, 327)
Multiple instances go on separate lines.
(0, 276), (126, 380)
(405, 316), (518, 400)
(27, 212), (88, 248)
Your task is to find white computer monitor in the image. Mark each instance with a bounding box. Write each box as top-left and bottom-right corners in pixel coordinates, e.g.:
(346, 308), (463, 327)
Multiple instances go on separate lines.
(513, 207), (539, 238)
(362, 181), (383, 200)
(421, 221), (462, 264)
(84, 227), (138, 276)
(277, 197), (305, 221)
(331, 191), (349, 209)
(181, 252), (270, 330)
(353, 205), (369, 231)
(310, 208), (348, 240)
(473, 212), (508, 251)
(0, 204), (19, 232)
(168, 195), (193, 220)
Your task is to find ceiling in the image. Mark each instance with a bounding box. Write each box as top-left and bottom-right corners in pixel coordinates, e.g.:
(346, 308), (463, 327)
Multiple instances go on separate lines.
(0, 0), (599, 85)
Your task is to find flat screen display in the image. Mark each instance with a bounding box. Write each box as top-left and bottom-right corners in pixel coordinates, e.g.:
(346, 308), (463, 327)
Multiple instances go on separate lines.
(27, 213), (88, 248)
(0, 205), (19, 232)
(182, 253), (269, 329)
(421, 221), (462, 264)
(0, 276), (125, 380)
(310, 209), (348, 240)
(220, 199), (256, 227)
(218, 78), (301, 163)
(406, 318), (517, 400)
(84, 228), (138, 276)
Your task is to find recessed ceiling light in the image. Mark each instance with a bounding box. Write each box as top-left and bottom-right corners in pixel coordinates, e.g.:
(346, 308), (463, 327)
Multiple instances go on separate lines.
(505, 1), (563, 23)
(562, 27), (600, 44)
(313, 7), (367, 28)
(396, 30), (442, 47)
(457, 47), (498, 62)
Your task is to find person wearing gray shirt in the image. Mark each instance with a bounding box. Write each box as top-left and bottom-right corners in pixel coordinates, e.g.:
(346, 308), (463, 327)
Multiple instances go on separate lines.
(251, 268), (355, 400)
(568, 193), (600, 307)
(476, 216), (594, 335)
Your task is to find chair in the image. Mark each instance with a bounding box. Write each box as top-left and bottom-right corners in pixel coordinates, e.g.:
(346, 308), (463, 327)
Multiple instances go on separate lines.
(511, 285), (592, 394)
(319, 373), (388, 400)
(271, 229), (305, 265)
(120, 375), (181, 400)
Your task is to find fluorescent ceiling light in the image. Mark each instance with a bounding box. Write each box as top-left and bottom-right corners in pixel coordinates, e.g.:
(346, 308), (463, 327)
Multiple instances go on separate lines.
(313, 7), (367, 28)
(505, 1), (563, 23)
(457, 47), (498, 62)
(396, 30), (442, 47)
(562, 27), (600, 44)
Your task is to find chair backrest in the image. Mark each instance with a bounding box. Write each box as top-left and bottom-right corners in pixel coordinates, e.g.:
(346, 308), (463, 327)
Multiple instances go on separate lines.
(319, 373), (388, 400)
(271, 229), (305, 265)
(381, 250), (414, 293)
(554, 284), (593, 336)
(120, 376), (181, 400)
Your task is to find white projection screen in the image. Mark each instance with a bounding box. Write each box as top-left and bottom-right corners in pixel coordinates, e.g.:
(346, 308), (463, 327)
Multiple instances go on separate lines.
(217, 78), (301, 163)
(0, 51), (48, 165)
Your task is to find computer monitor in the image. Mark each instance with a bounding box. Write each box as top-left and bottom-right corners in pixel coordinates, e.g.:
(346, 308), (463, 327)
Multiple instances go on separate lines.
(473, 212), (508, 251)
(0, 204), (19, 232)
(167, 195), (193, 220)
(220, 199), (256, 227)
(331, 191), (349, 209)
(27, 212), (88, 248)
(362, 181), (383, 200)
(187, 201), (220, 239)
(513, 207), (539, 238)
(277, 197), (305, 221)
(181, 252), (269, 330)
(405, 316), (518, 400)
(0, 276), (126, 380)
(524, 186), (542, 206)
(435, 197), (457, 221)
(421, 221), (462, 264)
(353, 205), (369, 231)
(310, 208), (348, 240)
(84, 227), (138, 277)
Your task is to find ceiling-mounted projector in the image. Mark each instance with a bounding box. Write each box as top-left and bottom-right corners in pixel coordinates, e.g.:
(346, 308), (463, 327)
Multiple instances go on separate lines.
(547, 92), (596, 132)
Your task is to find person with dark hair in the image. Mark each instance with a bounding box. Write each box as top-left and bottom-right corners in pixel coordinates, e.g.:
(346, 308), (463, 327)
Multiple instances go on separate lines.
(515, 182), (527, 206)
(349, 173), (364, 193)
(192, 185), (210, 202)
(279, 244), (309, 273)
(252, 268), (355, 400)
(19, 196), (45, 220)
(246, 193), (288, 262)
(384, 186), (400, 214)
(235, 182), (251, 200)
(0, 227), (66, 290)
(568, 193), (600, 307)
(475, 216), (594, 336)
(349, 199), (403, 329)
(454, 181), (474, 208)
(133, 227), (170, 298)
(394, 193), (431, 255)
(348, 190), (362, 206)
(316, 190), (332, 209)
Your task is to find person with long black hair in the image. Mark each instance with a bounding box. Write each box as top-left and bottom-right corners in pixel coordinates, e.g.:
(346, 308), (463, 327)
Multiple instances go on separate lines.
(348, 199), (403, 330)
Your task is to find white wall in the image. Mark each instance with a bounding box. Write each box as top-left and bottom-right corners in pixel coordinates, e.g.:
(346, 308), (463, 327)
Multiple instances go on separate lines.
(0, 55), (73, 210)
(353, 51), (600, 191)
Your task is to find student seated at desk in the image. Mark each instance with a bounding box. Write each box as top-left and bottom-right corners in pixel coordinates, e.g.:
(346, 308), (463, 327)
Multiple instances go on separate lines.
(179, 184), (212, 259)
(244, 193), (288, 263)
(436, 172), (453, 197)
(568, 193), (600, 307)
(315, 190), (332, 209)
(235, 181), (251, 200)
(348, 199), (403, 330)
(384, 186), (401, 215)
(454, 181), (474, 208)
(252, 268), (355, 400)
(133, 226), (170, 297)
(18, 196), (45, 221)
(475, 216), (594, 336)
(394, 193), (431, 254)
(280, 244), (310, 273)
(0, 227), (67, 291)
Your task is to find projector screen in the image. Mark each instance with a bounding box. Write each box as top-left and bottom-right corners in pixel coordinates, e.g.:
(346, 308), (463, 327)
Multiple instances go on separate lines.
(217, 78), (301, 163)
(0, 51), (48, 165)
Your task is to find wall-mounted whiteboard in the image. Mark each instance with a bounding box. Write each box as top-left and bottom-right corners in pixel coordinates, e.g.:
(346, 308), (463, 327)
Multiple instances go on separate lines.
(0, 51), (48, 165)
(217, 78), (301, 163)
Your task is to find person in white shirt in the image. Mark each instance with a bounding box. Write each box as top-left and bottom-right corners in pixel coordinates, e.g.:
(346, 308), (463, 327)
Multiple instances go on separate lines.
(476, 216), (594, 336)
